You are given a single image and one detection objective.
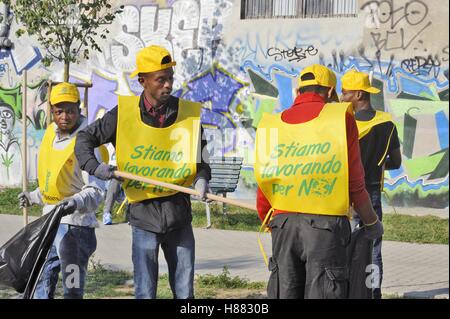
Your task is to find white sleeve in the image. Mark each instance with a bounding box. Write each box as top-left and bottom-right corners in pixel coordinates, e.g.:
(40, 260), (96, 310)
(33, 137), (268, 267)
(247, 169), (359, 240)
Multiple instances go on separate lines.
(71, 171), (106, 214)
(29, 187), (44, 206)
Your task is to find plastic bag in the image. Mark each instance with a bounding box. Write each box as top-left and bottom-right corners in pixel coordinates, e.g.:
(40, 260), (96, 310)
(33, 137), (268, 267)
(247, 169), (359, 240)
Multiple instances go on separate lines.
(0, 206), (65, 298)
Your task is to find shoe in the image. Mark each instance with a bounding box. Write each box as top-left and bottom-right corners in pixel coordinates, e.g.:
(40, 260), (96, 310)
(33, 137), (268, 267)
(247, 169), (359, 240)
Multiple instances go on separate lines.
(103, 212), (113, 225)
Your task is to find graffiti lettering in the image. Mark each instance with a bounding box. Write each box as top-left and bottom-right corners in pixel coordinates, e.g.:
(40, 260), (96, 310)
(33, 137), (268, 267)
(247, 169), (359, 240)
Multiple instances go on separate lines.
(109, 0), (229, 81)
(361, 0), (429, 29)
(401, 55), (441, 77)
(362, 0), (433, 53)
(370, 21), (431, 52)
(267, 45), (318, 63)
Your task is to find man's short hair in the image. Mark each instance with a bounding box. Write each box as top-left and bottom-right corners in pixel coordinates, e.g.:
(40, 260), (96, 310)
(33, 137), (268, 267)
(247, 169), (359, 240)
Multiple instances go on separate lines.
(298, 73), (330, 94)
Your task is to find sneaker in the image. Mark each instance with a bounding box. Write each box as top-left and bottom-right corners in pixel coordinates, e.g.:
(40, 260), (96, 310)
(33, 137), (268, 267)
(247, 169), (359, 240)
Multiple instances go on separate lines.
(103, 212), (113, 225)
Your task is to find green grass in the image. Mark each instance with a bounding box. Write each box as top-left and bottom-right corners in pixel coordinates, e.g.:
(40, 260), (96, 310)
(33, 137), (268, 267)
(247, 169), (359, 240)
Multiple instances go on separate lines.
(382, 213), (449, 244)
(196, 266), (265, 290)
(0, 184), (42, 217)
(0, 264), (266, 299)
(84, 266), (134, 299)
(191, 202), (261, 231)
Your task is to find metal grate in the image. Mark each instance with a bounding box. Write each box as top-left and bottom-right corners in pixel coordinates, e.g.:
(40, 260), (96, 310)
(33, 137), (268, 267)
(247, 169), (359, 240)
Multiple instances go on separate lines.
(241, 0), (358, 19)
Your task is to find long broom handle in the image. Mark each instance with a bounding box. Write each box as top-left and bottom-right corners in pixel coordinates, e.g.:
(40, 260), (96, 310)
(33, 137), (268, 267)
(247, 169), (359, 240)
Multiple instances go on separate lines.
(114, 171), (257, 211)
(22, 70), (28, 226)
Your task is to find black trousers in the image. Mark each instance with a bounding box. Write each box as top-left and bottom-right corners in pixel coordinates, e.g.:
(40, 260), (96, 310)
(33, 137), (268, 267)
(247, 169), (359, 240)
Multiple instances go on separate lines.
(267, 213), (351, 299)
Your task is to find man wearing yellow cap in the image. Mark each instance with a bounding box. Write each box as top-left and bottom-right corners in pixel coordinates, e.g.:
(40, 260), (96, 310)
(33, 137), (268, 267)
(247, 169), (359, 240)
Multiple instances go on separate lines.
(341, 70), (401, 299)
(75, 45), (211, 299)
(254, 64), (384, 299)
(18, 82), (106, 299)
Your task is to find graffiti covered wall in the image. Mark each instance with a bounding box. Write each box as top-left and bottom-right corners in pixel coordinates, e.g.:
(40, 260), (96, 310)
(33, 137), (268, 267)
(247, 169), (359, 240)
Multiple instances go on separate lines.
(0, 0), (448, 208)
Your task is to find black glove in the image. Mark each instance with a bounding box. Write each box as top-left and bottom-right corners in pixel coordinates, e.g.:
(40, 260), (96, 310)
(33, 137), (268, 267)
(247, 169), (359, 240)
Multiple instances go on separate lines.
(60, 199), (77, 216)
(18, 192), (32, 208)
(93, 163), (121, 181)
(364, 219), (384, 240)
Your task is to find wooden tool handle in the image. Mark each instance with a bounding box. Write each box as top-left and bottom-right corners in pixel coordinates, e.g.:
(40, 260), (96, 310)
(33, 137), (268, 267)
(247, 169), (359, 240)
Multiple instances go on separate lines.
(114, 171), (257, 211)
(22, 70), (28, 226)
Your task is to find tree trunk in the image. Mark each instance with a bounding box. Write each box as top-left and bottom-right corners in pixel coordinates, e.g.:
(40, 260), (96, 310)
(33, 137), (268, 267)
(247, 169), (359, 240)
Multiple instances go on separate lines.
(64, 62), (70, 82)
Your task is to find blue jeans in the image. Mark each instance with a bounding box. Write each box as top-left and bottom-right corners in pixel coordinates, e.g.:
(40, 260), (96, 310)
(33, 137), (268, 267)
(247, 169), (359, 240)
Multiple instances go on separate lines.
(351, 188), (383, 299)
(33, 224), (97, 299)
(132, 225), (195, 299)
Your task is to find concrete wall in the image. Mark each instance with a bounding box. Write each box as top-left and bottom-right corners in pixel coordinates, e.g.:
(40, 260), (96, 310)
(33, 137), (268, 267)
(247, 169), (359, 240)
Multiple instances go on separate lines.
(0, 0), (448, 208)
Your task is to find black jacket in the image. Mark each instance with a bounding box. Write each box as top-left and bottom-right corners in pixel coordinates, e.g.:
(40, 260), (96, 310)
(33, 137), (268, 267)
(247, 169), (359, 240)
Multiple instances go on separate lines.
(75, 94), (211, 233)
(355, 109), (400, 189)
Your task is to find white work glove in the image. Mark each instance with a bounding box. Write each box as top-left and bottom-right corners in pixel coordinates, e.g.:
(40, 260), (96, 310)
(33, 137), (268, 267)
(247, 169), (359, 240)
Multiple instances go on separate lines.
(364, 219), (384, 240)
(18, 192), (33, 208)
(193, 178), (211, 202)
(94, 163), (122, 181)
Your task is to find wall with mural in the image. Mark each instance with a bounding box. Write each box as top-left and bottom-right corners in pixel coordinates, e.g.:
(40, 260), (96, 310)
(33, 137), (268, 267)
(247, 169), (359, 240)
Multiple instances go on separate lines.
(0, 0), (448, 209)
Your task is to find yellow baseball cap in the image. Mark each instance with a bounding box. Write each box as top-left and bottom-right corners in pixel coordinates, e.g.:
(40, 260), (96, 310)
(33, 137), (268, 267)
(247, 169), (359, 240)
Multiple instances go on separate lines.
(50, 82), (80, 105)
(298, 64), (337, 89)
(341, 70), (380, 94)
(130, 45), (176, 78)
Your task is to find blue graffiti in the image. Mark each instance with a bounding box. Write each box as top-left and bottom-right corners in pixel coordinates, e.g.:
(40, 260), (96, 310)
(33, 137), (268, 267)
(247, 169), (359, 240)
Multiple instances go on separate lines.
(384, 176), (449, 192)
(435, 111), (449, 150)
(0, 50), (10, 59)
(241, 57), (449, 96)
(183, 68), (244, 113)
(200, 108), (235, 129)
(274, 73), (294, 111)
(400, 77), (435, 97)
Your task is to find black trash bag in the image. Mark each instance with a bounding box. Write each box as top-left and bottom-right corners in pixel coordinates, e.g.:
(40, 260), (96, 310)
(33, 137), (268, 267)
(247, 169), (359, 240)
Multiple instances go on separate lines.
(0, 205), (65, 298)
(347, 227), (374, 299)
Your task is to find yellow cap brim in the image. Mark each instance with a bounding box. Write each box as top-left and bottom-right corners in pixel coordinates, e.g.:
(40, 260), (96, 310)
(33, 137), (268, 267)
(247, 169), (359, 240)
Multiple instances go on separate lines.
(130, 62), (177, 78)
(130, 70), (139, 78)
(51, 96), (80, 105)
(364, 87), (381, 94)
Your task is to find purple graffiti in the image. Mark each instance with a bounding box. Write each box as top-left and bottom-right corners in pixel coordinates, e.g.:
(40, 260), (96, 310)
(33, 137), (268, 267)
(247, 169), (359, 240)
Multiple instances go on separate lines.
(74, 73), (119, 124)
(183, 69), (243, 113)
(200, 108), (234, 129)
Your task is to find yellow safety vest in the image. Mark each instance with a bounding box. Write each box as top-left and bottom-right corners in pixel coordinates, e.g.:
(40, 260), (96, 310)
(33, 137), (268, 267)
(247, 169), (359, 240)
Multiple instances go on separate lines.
(38, 123), (109, 205)
(38, 123), (77, 204)
(116, 96), (201, 203)
(254, 103), (352, 216)
(356, 110), (395, 187)
(356, 111), (393, 140)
